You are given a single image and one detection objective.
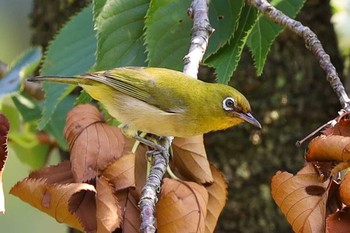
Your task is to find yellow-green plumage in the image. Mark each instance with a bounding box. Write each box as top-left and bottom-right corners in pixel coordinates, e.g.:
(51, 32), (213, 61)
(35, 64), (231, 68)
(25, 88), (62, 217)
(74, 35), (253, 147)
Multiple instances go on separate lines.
(28, 67), (260, 137)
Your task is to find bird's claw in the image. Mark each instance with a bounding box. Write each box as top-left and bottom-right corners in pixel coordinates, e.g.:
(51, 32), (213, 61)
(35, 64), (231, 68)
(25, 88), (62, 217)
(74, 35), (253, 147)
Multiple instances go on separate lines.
(134, 134), (166, 151)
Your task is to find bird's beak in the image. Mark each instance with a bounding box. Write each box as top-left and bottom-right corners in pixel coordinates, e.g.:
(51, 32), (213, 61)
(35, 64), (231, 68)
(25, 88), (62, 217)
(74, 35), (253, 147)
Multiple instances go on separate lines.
(237, 112), (262, 128)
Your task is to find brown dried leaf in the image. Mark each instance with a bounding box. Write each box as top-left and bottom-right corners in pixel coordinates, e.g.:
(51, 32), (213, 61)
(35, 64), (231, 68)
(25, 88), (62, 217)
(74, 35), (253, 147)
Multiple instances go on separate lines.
(0, 113), (9, 171)
(0, 113), (9, 213)
(29, 160), (74, 184)
(326, 207), (350, 233)
(271, 163), (330, 233)
(96, 177), (121, 233)
(156, 178), (208, 233)
(339, 172), (350, 205)
(68, 185), (97, 231)
(311, 161), (350, 183)
(323, 112), (350, 136)
(64, 104), (102, 145)
(327, 180), (342, 216)
(205, 164), (228, 233)
(10, 178), (96, 232)
(311, 161), (336, 181)
(117, 189), (141, 233)
(102, 152), (135, 191)
(130, 138), (148, 197)
(307, 135), (350, 162)
(172, 135), (213, 184)
(64, 104), (125, 182)
(330, 162), (350, 177)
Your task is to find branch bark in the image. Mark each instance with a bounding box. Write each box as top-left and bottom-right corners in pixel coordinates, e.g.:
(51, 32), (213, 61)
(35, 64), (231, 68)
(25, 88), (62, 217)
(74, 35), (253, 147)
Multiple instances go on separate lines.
(139, 0), (213, 232)
(139, 137), (172, 233)
(183, 0), (213, 78)
(245, 0), (350, 111)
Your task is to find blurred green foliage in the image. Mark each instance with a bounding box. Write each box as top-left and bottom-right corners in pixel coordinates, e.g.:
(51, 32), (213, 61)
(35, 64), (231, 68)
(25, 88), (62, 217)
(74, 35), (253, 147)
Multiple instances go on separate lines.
(0, 0), (32, 63)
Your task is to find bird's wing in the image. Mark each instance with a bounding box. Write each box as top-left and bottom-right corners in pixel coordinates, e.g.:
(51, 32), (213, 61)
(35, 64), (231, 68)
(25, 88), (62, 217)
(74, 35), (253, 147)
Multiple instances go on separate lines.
(83, 67), (186, 113)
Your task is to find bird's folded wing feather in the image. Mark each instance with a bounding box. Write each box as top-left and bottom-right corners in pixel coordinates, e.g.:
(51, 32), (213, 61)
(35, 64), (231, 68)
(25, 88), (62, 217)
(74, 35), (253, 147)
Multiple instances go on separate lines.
(83, 68), (186, 114)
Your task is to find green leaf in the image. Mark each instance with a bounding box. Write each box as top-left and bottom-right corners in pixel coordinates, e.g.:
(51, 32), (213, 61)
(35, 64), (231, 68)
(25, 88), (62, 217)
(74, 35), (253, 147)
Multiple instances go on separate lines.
(93, 0), (106, 19)
(38, 84), (75, 130)
(205, 0), (244, 58)
(39, 4), (96, 130)
(75, 90), (92, 105)
(144, 0), (191, 71)
(94, 0), (149, 70)
(1, 101), (48, 168)
(40, 4), (96, 76)
(9, 141), (49, 169)
(205, 5), (258, 84)
(11, 93), (42, 122)
(247, 0), (305, 75)
(0, 47), (42, 98)
(44, 95), (76, 149)
(0, 102), (21, 132)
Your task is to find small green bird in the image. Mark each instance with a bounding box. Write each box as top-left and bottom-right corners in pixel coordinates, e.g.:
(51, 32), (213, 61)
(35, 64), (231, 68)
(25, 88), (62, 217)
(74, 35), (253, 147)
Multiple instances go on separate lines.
(28, 67), (261, 137)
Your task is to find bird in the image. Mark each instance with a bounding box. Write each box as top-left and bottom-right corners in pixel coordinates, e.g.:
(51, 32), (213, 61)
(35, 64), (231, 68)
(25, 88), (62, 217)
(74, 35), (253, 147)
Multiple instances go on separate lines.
(28, 67), (261, 138)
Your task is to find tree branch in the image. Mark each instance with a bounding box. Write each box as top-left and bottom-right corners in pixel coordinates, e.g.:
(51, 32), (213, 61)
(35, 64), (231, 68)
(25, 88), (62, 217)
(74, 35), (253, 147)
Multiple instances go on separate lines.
(246, 0), (350, 111)
(139, 137), (172, 233)
(183, 0), (214, 78)
(139, 0), (213, 232)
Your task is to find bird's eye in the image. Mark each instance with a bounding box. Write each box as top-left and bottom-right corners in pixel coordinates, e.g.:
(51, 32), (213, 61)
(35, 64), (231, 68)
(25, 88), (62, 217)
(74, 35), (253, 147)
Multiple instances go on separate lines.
(223, 97), (236, 111)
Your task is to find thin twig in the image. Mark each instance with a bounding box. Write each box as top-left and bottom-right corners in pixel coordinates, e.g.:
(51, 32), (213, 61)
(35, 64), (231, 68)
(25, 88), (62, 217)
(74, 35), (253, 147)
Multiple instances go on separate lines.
(295, 118), (335, 147)
(183, 0), (214, 78)
(245, 0), (350, 111)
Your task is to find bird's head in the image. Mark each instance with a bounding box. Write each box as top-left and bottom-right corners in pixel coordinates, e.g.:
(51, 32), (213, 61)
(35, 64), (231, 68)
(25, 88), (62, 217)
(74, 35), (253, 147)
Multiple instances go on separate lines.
(214, 84), (261, 129)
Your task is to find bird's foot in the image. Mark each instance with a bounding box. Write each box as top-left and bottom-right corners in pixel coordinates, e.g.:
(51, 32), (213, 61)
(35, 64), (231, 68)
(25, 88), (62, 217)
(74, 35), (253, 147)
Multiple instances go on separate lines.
(134, 134), (166, 151)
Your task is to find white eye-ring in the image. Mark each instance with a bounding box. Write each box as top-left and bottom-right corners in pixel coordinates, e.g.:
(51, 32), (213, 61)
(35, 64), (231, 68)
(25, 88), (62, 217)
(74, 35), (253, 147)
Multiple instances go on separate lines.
(223, 97), (236, 111)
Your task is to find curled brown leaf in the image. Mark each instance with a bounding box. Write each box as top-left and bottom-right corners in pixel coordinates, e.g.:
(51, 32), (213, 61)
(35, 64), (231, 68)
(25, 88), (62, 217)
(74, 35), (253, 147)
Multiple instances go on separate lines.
(339, 172), (350, 205)
(0, 113), (9, 171)
(10, 178), (96, 232)
(96, 177), (121, 233)
(131, 138), (148, 197)
(326, 207), (350, 233)
(323, 112), (350, 136)
(29, 160), (74, 184)
(307, 135), (350, 162)
(64, 104), (103, 147)
(172, 135), (213, 184)
(117, 189), (141, 233)
(0, 113), (9, 213)
(68, 185), (97, 231)
(102, 152), (135, 191)
(64, 104), (125, 182)
(271, 163), (330, 233)
(156, 178), (208, 233)
(205, 164), (228, 233)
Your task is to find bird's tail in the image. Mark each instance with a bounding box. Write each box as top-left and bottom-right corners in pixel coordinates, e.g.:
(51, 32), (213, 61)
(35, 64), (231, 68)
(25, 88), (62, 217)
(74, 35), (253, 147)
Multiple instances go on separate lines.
(27, 75), (92, 85)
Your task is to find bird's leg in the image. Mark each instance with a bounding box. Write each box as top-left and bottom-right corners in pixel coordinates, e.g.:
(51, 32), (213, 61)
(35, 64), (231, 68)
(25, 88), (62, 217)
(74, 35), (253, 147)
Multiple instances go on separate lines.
(133, 133), (180, 180)
(138, 135), (180, 180)
(119, 123), (168, 151)
(134, 134), (166, 152)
